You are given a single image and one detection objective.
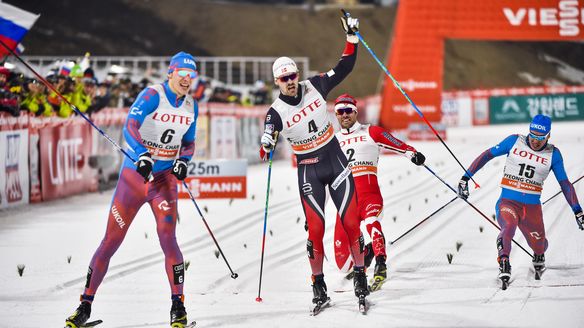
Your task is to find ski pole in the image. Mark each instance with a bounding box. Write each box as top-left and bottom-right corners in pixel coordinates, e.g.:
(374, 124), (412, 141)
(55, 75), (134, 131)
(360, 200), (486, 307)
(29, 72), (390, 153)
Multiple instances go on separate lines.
(0, 39), (238, 278)
(422, 164), (533, 259)
(391, 196), (458, 245)
(256, 138), (278, 302)
(341, 9), (480, 189)
(542, 174), (584, 205)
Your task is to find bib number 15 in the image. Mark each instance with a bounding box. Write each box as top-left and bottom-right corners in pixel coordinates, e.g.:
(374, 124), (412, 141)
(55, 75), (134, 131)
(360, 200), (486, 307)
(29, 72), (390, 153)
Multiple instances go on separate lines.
(518, 163), (535, 178)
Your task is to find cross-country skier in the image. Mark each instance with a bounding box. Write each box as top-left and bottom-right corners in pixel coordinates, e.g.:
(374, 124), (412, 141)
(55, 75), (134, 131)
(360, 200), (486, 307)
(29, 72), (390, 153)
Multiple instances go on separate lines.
(259, 14), (368, 312)
(457, 114), (583, 288)
(333, 93), (425, 291)
(65, 52), (198, 328)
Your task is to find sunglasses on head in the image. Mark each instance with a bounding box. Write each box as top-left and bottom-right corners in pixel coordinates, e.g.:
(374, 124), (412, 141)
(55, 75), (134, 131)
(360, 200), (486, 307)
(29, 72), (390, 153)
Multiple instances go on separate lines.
(176, 70), (197, 79)
(278, 73), (298, 82)
(529, 132), (548, 141)
(335, 107), (355, 115)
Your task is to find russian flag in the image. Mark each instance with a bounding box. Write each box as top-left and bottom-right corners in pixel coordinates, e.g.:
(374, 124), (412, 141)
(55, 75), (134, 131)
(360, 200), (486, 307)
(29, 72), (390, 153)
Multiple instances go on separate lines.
(0, 3), (39, 57)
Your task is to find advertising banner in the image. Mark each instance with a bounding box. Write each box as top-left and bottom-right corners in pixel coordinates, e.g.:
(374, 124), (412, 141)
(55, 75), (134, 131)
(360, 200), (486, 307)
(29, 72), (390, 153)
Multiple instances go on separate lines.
(39, 123), (95, 201)
(0, 129), (29, 208)
(382, 0), (584, 130)
(489, 93), (584, 124)
(179, 159), (247, 199)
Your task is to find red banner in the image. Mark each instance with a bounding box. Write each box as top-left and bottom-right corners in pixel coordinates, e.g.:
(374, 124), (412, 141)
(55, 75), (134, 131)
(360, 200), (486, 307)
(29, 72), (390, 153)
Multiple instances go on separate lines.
(39, 122), (95, 201)
(382, 0), (584, 130)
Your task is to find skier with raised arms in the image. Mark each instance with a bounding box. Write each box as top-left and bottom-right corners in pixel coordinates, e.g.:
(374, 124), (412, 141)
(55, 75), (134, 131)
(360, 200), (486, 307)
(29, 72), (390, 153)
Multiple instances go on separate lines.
(259, 14), (369, 313)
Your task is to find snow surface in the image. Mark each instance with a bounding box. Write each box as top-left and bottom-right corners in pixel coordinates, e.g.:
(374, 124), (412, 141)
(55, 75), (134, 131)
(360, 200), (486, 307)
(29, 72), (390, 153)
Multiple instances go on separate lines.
(1, 122), (584, 328)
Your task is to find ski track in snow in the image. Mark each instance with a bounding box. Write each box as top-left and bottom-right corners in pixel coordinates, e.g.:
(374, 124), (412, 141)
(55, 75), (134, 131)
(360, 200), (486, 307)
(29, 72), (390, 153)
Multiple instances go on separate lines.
(1, 122), (584, 327)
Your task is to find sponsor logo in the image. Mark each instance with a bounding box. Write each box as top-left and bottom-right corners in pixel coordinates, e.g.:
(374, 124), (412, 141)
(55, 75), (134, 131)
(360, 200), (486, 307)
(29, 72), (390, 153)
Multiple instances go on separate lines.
(152, 112), (192, 125)
(48, 138), (84, 186)
(500, 207), (518, 220)
(393, 104), (437, 115)
(285, 98), (322, 128)
(530, 231), (542, 240)
(299, 157), (319, 165)
(130, 107), (143, 116)
(331, 167), (351, 190)
(339, 135), (366, 147)
(158, 200), (171, 211)
(502, 100), (521, 113)
(399, 79), (438, 92)
(184, 58), (196, 66)
(530, 123), (548, 132)
(503, 1), (583, 37)
(111, 205), (126, 229)
(512, 148), (548, 165)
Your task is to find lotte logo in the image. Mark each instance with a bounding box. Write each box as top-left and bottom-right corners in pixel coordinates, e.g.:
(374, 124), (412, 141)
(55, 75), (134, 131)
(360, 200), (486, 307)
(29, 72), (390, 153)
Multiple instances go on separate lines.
(504, 0), (584, 36)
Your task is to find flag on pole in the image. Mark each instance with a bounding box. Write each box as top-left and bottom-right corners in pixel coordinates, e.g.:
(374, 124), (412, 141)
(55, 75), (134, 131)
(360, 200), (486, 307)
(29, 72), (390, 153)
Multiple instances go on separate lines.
(0, 2), (39, 57)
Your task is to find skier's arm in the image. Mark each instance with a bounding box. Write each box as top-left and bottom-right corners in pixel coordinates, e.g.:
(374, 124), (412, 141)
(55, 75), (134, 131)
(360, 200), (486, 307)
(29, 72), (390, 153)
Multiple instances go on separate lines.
(178, 104), (198, 162)
(369, 125), (415, 154)
(123, 87), (159, 157)
(259, 107), (283, 161)
(551, 148), (582, 214)
(464, 134), (518, 178)
(308, 38), (358, 99)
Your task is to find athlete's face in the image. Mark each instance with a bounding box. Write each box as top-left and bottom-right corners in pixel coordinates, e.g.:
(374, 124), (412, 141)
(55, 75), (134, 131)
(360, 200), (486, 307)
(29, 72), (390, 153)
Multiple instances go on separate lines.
(528, 130), (550, 151)
(275, 72), (299, 97)
(336, 107), (358, 129)
(168, 69), (196, 97)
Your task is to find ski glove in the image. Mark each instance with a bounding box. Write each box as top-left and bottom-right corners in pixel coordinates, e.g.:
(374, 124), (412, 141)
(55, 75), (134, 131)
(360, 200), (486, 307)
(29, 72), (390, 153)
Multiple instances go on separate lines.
(135, 152), (154, 183)
(172, 158), (188, 181)
(261, 132), (276, 153)
(458, 176), (470, 200)
(576, 211), (584, 230)
(341, 16), (359, 35)
(411, 152), (425, 166)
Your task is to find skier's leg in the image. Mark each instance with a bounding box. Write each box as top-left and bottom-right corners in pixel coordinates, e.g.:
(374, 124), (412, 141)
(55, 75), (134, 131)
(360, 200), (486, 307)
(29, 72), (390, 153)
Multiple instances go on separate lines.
(149, 171), (184, 297)
(495, 198), (520, 261)
(298, 163), (327, 275)
(360, 193), (385, 258)
(518, 203), (548, 255)
(328, 154), (364, 268)
(84, 167), (145, 297)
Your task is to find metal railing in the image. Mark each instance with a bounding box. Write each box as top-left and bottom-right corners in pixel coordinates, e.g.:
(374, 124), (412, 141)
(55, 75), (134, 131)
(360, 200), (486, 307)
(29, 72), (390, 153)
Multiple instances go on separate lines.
(12, 55), (311, 86)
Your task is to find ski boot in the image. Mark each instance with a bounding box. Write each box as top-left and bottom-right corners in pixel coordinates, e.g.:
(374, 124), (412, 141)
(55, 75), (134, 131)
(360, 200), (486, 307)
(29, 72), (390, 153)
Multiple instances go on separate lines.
(498, 256), (511, 290)
(533, 253), (546, 280)
(310, 274), (331, 315)
(65, 301), (91, 328)
(353, 266), (369, 313)
(170, 297), (188, 328)
(369, 255), (387, 292)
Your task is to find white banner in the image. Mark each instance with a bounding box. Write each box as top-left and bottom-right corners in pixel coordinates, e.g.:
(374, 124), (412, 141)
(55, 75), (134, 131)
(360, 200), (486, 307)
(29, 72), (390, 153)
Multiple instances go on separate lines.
(210, 116), (237, 159)
(0, 129), (29, 208)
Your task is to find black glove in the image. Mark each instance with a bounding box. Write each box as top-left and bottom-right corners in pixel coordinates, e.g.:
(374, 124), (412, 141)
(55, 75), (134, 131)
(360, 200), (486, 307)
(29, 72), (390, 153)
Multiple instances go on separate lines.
(135, 152), (153, 183)
(458, 176), (470, 200)
(340, 15), (359, 35)
(576, 211), (584, 230)
(411, 152), (425, 166)
(172, 158), (188, 181)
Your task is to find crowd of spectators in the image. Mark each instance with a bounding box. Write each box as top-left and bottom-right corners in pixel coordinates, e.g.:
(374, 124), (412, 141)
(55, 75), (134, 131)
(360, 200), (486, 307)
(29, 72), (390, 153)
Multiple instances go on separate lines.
(0, 62), (272, 118)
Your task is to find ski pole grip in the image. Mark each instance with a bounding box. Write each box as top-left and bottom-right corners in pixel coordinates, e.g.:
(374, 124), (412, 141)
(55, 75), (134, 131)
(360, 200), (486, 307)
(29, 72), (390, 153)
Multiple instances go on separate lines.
(341, 8), (350, 17)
